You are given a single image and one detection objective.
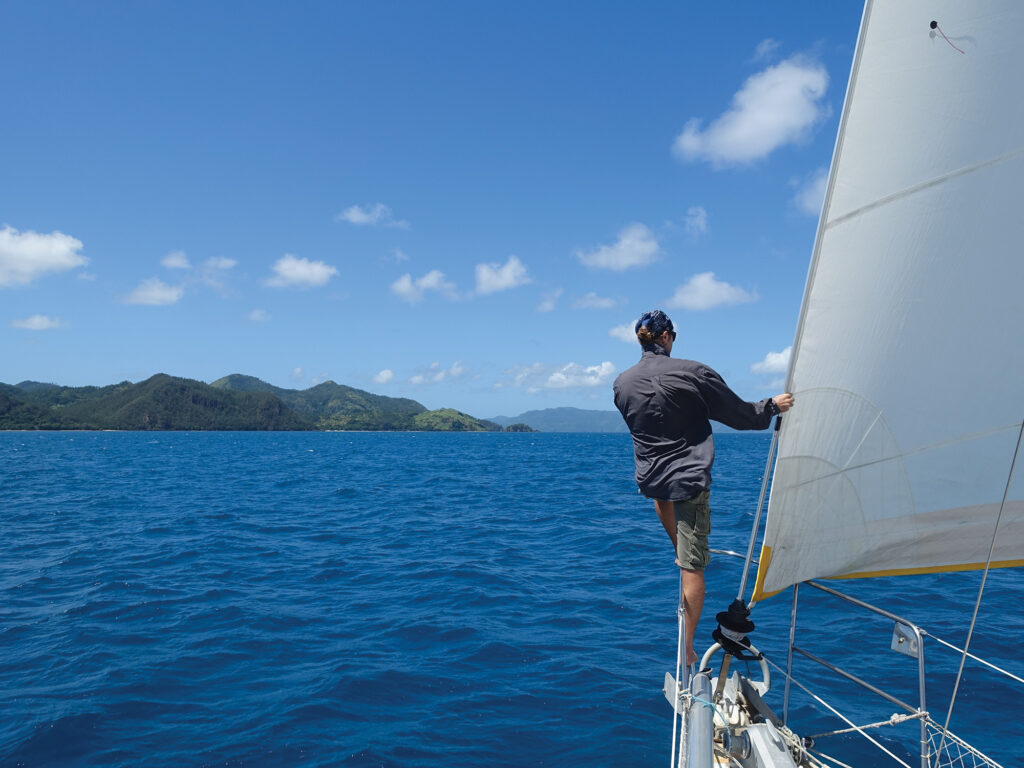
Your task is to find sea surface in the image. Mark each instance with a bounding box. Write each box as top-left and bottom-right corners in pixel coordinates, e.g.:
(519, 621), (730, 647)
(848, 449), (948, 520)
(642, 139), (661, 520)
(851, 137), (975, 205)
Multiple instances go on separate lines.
(2, 432), (1021, 767)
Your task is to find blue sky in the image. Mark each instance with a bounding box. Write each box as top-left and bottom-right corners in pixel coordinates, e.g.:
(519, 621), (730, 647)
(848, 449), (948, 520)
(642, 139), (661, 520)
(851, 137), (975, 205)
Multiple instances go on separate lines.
(1, 2), (864, 418)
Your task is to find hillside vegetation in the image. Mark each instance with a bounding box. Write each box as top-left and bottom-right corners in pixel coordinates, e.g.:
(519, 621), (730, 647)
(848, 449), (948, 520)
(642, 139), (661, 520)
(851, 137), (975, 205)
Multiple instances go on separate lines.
(1, 374), (506, 432)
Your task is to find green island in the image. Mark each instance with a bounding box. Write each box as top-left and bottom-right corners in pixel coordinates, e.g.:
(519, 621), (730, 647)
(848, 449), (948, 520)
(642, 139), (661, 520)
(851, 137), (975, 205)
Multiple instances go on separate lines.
(0, 374), (537, 432)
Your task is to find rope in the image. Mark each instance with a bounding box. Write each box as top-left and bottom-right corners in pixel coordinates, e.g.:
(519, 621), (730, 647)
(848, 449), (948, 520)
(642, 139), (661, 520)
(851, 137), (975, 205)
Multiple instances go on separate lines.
(807, 711), (925, 739)
(935, 421), (1024, 761)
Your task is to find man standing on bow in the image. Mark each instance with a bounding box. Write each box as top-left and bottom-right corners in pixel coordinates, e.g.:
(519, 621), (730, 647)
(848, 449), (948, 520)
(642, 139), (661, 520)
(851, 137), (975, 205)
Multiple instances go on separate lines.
(613, 310), (793, 665)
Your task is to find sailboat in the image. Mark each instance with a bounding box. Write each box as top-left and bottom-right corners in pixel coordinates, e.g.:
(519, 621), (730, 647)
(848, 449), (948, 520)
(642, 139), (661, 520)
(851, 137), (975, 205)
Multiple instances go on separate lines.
(665, 2), (1024, 766)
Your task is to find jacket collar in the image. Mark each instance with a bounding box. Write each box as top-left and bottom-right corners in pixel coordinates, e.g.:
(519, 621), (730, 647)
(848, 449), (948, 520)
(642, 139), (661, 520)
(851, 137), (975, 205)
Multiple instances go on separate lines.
(641, 344), (670, 358)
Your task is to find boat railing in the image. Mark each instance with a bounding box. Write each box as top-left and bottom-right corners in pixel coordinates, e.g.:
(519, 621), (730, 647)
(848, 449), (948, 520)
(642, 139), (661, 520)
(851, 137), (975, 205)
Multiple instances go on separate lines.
(775, 579), (1010, 768)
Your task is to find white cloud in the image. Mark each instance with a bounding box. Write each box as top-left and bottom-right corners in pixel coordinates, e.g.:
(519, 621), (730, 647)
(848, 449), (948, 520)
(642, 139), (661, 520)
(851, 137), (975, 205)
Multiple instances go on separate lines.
(546, 361), (617, 389)
(390, 269), (458, 303)
(667, 272), (757, 311)
(751, 346), (792, 374)
(204, 256), (237, 270)
(610, 321), (638, 343)
(794, 166), (829, 216)
(536, 288), (563, 312)
(11, 314), (65, 330)
(0, 226), (88, 287)
(248, 309), (269, 322)
(475, 255), (530, 295)
(373, 369), (394, 384)
(575, 223), (659, 271)
(292, 367), (305, 381)
(124, 277), (184, 306)
(410, 361), (466, 385)
(387, 248), (410, 263)
(500, 361), (617, 392)
(673, 56), (829, 167)
(684, 206), (709, 236)
(335, 203), (409, 228)
(572, 292), (618, 310)
(161, 250), (191, 270)
(266, 254), (338, 288)
(753, 38), (781, 62)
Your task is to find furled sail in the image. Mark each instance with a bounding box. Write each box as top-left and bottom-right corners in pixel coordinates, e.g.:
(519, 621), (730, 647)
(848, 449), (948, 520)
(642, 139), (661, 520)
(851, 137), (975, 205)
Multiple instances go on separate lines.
(752, 1), (1024, 601)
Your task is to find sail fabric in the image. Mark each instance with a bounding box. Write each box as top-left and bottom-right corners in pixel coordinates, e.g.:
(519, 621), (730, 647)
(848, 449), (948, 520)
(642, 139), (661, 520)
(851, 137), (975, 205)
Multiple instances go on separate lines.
(752, 1), (1024, 600)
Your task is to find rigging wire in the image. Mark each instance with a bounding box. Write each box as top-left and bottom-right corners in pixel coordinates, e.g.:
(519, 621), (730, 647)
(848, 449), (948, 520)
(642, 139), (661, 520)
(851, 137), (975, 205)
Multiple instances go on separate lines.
(738, 415), (782, 606)
(669, 570), (685, 768)
(759, 654), (915, 768)
(935, 421), (1024, 760)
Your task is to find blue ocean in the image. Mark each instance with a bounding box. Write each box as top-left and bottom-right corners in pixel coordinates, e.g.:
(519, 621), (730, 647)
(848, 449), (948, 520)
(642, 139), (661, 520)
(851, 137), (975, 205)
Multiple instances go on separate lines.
(2, 432), (1021, 767)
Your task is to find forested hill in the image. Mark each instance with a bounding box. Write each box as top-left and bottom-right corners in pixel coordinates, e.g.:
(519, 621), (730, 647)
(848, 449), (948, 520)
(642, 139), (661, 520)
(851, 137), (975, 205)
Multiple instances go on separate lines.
(2, 375), (311, 430)
(1, 374), (505, 432)
(210, 375), (431, 430)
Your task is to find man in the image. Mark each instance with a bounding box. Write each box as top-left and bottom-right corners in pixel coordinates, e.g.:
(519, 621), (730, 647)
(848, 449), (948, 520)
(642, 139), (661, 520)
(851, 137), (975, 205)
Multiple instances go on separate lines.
(613, 309), (793, 665)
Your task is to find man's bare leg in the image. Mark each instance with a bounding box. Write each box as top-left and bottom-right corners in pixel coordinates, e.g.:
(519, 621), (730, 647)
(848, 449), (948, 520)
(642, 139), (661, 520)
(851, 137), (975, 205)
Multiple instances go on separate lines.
(655, 500), (704, 665)
(681, 568), (705, 666)
(654, 499), (677, 551)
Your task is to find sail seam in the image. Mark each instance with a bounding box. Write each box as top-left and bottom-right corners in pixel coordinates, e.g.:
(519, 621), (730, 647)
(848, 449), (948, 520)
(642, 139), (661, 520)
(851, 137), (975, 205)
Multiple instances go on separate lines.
(825, 147), (1024, 231)
(778, 419), (1023, 492)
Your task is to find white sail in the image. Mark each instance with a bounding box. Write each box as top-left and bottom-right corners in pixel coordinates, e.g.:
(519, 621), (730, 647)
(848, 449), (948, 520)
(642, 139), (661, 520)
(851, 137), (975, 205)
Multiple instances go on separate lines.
(752, 1), (1024, 600)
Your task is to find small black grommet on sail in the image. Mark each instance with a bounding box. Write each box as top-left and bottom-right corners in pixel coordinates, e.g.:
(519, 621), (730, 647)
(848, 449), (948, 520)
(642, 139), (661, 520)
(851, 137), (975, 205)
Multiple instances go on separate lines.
(713, 598), (762, 661)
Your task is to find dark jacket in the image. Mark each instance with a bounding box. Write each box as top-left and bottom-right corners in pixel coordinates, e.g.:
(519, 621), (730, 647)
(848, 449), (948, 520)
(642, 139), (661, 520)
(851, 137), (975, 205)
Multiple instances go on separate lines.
(613, 345), (776, 501)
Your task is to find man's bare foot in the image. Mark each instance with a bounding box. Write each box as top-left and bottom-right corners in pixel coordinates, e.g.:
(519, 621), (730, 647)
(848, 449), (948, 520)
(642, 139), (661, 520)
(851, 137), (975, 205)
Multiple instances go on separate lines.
(686, 649), (698, 666)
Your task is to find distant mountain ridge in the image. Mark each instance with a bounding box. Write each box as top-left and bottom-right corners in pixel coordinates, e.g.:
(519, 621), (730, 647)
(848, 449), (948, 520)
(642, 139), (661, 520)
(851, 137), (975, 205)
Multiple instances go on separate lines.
(487, 406), (743, 433)
(488, 407), (627, 433)
(1, 374), (504, 432)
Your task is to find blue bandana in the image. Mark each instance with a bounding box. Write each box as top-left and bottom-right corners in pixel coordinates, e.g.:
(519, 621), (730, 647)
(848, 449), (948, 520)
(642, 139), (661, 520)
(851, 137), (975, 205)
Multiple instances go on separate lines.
(635, 310), (674, 338)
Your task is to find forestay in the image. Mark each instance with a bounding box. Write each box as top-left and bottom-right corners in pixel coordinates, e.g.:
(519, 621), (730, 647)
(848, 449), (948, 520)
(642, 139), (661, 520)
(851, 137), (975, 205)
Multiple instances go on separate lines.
(752, 1), (1024, 600)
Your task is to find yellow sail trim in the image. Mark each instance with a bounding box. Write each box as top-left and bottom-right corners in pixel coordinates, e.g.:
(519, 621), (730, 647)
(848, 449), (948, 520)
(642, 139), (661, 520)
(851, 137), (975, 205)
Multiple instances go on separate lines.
(750, 550), (1024, 603)
(750, 545), (777, 602)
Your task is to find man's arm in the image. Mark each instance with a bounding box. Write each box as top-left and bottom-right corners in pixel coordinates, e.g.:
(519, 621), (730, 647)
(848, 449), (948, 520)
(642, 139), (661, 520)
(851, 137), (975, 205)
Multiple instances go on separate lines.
(701, 366), (793, 429)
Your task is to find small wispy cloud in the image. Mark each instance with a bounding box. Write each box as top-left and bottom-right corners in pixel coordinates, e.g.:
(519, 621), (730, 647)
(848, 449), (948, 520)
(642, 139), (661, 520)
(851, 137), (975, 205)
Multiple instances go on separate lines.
(500, 360), (617, 393)
(751, 346), (792, 374)
(475, 255), (530, 295)
(10, 314), (66, 330)
(410, 361), (466, 385)
(248, 309), (269, 322)
(684, 206), (709, 236)
(673, 55), (829, 167)
(124, 277), (184, 306)
(546, 361), (617, 389)
(373, 369), (394, 384)
(205, 256), (237, 270)
(335, 203), (409, 229)
(794, 166), (829, 216)
(667, 272), (757, 311)
(609, 321), (638, 343)
(536, 288), (563, 313)
(571, 292), (618, 310)
(0, 225), (88, 287)
(161, 250), (191, 270)
(576, 223), (659, 271)
(753, 38), (781, 62)
(266, 254), (338, 288)
(391, 270), (458, 303)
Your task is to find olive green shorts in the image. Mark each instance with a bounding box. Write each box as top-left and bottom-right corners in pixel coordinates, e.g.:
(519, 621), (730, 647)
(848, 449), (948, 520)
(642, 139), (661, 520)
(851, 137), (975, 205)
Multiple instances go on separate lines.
(675, 491), (711, 570)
